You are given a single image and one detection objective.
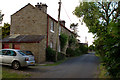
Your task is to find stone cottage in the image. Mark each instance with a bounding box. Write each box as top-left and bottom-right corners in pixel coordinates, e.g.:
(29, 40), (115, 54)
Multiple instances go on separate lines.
(1, 3), (75, 63)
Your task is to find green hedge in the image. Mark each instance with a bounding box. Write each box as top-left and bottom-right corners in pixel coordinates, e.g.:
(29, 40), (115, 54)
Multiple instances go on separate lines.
(66, 44), (88, 57)
(57, 52), (65, 61)
(46, 47), (65, 62)
(46, 46), (56, 62)
(60, 33), (68, 51)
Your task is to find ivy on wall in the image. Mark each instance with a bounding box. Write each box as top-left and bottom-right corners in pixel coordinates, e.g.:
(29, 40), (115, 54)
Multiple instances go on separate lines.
(59, 33), (68, 51)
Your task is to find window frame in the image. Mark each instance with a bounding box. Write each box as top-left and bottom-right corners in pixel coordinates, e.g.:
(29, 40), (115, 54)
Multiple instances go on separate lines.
(50, 20), (54, 32)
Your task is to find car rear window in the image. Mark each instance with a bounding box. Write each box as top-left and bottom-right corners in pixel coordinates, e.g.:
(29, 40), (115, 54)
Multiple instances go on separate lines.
(18, 51), (26, 56)
(22, 51), (33, 56)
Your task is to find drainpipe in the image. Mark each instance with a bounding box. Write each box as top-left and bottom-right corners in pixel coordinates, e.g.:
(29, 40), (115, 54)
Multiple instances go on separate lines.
(46, 15), (49, 48)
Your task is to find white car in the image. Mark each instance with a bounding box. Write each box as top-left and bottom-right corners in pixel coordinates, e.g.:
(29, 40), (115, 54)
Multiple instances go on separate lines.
(0, 49), (35, 69)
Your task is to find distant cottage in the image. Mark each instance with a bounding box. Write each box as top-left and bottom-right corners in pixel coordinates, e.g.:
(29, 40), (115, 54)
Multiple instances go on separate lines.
(1, 3), (75, 63)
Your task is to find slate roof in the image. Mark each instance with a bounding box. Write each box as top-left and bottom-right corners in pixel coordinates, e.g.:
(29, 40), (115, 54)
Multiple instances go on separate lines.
(0, 35), (45, 43)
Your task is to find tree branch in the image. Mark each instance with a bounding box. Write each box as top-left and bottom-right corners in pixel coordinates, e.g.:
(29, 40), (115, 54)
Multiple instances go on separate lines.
(108, 8), (118, 18)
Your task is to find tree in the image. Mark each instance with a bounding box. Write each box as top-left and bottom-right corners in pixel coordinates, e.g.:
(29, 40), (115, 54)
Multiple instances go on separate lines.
(74, 1), (120, 77)
(0, 11), (4, 24)
(88, 45), (95, 51)
(70, 23), (78, 33)
(2, 23), (10, 39)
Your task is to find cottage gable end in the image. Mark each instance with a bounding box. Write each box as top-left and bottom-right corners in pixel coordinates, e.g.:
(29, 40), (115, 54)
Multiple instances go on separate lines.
(11, 3), (47, 35)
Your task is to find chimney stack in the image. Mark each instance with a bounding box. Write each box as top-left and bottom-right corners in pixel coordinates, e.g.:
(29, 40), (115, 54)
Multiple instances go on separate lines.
(35, 2), (48, 13)
(60, 20), (65, 26)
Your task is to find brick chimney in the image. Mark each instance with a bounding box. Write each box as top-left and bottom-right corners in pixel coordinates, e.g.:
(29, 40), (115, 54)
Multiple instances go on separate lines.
(35, 2), (48, 13)
(60, 20), (65, 26)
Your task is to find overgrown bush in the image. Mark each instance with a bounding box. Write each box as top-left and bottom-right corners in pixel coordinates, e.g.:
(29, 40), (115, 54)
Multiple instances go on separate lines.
(46, 46), (66, 62)
(46, 46), (56, 62)
(66, 48), (75, 57)
(68, 35), (77, 47)
(60, 33), (68, 51)
(79, 43), (88, 54)
(57, 52), (65, 60)
(66, 44), (88, 57)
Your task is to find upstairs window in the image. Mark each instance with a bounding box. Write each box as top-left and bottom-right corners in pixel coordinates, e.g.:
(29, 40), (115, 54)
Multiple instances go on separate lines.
(59, 25), (61, 35)
(50, 20), (54, 32)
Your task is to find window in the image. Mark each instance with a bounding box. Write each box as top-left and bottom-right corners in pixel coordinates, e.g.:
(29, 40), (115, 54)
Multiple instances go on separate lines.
(50, 42), (53, 48)
(18, 51), (26, 56)
(21, 50), (34, 56)
(0, 51), (2, 55)
(2, 50), (16, 56)
(9, 50), (16, 56)
(50, 20), (54, 32)
(59, 25), (61, 35)
(2, 50), (7, 55)
(58, 44), (61, 52)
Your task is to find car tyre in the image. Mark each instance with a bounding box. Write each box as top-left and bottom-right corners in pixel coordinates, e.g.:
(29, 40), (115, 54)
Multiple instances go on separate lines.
(12, 61), (21, 70)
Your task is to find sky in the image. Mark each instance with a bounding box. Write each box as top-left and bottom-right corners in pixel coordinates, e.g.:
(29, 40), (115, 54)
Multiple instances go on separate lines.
(0, 0), (94, 46)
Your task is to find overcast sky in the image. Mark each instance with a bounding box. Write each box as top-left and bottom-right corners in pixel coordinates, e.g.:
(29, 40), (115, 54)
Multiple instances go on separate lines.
(0, 0), (94, 46)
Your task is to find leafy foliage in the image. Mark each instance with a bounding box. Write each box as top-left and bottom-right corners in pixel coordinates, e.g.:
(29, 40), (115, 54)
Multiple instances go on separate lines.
(57, 52), (65, 61)
(74, 1), (120, 77)
(70, 23), (78, 33)
(66, 43), (88, 57)
(2, 23), (10, 39)
(68, 35), (77, 47)
(88, 45), (95, 51)
(0, 11), (4, 23)
(60, 33), (68, 51)
(46, 46), (56, 62)
(46, 46), (65, 62)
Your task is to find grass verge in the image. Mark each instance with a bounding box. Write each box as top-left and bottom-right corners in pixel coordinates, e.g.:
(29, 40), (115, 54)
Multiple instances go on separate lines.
(2, 67), (31, 78)
(43, 58), (68, 66)
(98, 64), (111, 78)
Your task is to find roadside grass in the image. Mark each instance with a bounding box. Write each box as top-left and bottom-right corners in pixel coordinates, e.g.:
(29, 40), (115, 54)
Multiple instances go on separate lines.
(43, 58), (68, 66)
(2, 67), (31, 78)
(98, 64), (111, 78)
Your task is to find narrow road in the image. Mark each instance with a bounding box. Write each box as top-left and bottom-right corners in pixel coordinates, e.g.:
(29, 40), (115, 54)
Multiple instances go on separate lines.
(30, 53), (100, 78)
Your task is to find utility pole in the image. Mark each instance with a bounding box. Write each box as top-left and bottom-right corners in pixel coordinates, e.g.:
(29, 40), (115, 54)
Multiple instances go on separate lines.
(56, 0), (62, 61)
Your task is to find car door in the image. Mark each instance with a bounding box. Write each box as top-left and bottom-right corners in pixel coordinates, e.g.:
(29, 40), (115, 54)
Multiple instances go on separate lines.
(2, 50), (16, 64)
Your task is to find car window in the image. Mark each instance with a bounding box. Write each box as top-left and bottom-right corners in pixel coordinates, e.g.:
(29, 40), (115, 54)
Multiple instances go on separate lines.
(18, 51), (26, 56)
(9, 50), (16, 56)
(2, 50), (8, 55)
(0, 51), (2, 55)
(22, 51), (33, 55)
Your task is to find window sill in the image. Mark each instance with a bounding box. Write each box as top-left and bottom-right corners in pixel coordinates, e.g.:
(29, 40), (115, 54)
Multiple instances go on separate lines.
(50, 30), (55, 33)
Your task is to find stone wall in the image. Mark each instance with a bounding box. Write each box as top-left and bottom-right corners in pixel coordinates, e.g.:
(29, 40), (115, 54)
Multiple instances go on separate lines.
(10, 4), (47, 36)
(47, 17), (59, 51)
(20, 39), (46, 63)
(2, 38), (46, 63)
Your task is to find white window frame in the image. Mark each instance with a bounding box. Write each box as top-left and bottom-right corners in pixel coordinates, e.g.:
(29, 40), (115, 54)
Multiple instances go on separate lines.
(59, 25), (61, 35)
(50, 42), (53, 48)
(50, 20), (54, 32)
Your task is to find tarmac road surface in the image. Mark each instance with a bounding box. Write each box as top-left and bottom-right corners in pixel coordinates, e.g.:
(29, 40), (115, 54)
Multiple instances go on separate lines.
(30, 53), (100, 78)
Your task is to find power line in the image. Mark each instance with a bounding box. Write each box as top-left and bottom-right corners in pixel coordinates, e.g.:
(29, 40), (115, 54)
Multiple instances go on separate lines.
(61, 3), (72, 23)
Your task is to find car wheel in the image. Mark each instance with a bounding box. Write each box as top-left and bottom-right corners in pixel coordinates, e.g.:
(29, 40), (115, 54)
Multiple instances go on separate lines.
(12, 61), (20, 70)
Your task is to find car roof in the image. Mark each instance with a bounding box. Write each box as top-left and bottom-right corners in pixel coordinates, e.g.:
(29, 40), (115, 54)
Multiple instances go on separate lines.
(0, 49), (20, 51)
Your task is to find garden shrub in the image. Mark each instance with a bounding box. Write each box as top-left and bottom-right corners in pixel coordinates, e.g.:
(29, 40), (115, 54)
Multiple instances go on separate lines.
(46, 46), (56, 62)
(68, 35), (76, 47)
(57, 52), (65, 60)
(60, 33), (68, 51)
(79, 44), (88, 54)
(66, 48), (74, 57)
(46, 46), (66, 62)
